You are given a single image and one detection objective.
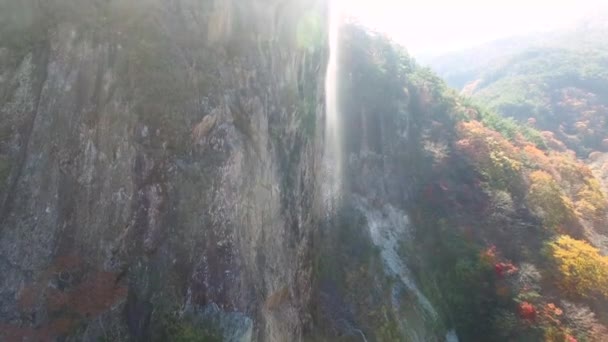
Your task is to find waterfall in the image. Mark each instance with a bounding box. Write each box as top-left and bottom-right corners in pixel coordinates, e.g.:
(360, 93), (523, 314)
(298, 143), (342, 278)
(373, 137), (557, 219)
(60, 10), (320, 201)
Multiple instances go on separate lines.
(320, 3), (459, 341)
(322, 0), (343, 205)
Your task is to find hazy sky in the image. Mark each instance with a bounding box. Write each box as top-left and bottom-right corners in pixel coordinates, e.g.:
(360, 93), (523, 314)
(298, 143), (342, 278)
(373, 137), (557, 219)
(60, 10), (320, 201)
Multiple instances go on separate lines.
(343, 0), (608, 56)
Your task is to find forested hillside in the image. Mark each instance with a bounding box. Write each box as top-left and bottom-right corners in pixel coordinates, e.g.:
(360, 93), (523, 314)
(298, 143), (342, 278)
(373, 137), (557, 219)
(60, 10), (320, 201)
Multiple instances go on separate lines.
(310, 22), (608, 341)
(418, 17), (608, 341)
(427, 19), (608, 157)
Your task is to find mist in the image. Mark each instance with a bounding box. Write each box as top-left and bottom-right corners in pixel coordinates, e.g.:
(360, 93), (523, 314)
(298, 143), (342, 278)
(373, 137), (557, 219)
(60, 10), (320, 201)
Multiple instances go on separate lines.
(345, 0), (608, 56)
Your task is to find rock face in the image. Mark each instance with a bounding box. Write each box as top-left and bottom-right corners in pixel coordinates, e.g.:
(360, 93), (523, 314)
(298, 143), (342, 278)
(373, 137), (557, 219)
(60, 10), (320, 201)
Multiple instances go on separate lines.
(0, 0), (326, 340)
(308, 26), (445, 341)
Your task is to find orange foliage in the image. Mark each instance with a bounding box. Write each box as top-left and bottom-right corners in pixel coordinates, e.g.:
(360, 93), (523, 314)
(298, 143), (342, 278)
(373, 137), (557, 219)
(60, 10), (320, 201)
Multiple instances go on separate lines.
(521, 143), (607, 223)
(457, 117), (606, 232)
(480, 245), (497, 265)
(537, 302), (564, 326)
(456, 120), (523, 190)
(523, 144), (552, 170)
(554, 156), (594, 184)
(545, 303), (562, 316)
(457, 121), (520, 158)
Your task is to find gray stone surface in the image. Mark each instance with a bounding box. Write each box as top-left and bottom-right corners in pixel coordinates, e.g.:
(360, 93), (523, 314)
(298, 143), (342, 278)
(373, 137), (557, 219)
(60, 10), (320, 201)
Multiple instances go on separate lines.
(0, 0), (325, 340)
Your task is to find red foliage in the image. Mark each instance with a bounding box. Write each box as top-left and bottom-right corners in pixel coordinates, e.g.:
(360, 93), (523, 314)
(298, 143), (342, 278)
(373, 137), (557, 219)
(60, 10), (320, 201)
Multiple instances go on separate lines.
(565, 334), (578, 342)
(494, 263), (503, 275)
(494, 262), (518, 277)
(518, 301), (536, 320)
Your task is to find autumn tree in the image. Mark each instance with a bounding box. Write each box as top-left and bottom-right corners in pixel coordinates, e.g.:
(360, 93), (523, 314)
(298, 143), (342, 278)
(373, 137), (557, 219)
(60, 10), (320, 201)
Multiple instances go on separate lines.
(456, 120), (523, 192)
(527, 171), (576, 231)
(546, 235), (608, 299)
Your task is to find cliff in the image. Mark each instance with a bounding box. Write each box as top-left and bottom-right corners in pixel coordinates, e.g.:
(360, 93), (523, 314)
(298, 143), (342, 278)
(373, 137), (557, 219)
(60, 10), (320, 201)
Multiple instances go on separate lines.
(0, 0), (325, 340)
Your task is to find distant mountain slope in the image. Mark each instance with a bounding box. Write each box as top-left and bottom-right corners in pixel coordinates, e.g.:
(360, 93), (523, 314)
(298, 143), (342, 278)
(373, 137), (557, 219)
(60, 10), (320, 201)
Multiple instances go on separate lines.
(427, 20), (608, 157)
(422, 33), (551, 89)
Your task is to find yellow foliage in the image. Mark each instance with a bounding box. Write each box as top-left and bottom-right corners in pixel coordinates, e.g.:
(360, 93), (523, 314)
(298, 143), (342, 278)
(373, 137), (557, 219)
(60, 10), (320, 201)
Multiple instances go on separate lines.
(543, 326), (573, 342)
(575, 179), (606, 219)
(528, 171), (576, 230)
(456, 121), (523, 190)
(554, 155), (593, 190)
(547, 235), (608, 299)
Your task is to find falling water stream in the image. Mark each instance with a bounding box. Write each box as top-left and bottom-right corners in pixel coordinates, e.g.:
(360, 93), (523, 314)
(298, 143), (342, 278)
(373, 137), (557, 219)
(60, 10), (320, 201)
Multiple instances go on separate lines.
(322, 0), (343, 205)
(322, 1), (457, 340)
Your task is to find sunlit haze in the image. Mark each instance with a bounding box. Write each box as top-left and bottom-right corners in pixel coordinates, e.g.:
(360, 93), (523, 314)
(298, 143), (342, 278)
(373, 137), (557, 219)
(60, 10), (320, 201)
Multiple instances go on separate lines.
(344, 0), (608, 56)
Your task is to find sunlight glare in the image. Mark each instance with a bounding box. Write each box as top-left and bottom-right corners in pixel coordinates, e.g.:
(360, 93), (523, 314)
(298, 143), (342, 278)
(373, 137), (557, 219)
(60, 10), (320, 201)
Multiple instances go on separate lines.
(344, 0), (608, 55)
